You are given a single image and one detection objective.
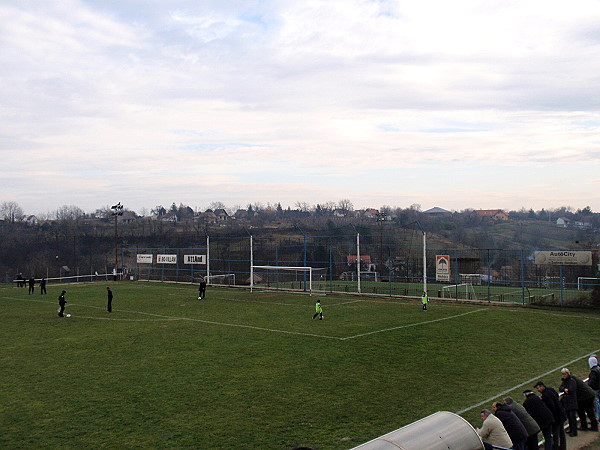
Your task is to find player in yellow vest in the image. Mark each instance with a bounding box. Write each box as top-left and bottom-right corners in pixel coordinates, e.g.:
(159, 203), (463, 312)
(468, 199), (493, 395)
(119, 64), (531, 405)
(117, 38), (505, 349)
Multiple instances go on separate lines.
(421, 292), (428, 311)
(312, 300), (323, 320)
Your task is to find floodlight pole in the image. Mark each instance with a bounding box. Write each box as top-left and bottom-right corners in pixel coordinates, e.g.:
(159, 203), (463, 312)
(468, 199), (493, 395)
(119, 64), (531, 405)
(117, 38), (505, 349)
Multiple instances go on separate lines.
(111, 202), (124, 280)
(245, 228), (253, 293)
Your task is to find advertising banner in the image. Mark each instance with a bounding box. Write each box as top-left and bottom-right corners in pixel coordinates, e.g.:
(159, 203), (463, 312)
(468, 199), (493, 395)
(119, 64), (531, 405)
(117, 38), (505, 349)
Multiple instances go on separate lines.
(157, 254), (177, 264)
(184, 255), (206, 265)
(534, 251), (592, 266)
(436, 255), (450, 281)
(137, 254), (153, 264)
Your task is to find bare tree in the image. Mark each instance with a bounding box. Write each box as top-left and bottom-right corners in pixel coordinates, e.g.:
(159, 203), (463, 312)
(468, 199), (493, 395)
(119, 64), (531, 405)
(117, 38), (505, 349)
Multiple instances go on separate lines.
(338, 199), (354, 212)
(208, 201), (227, 211)
(294, 201), (311, 212)
(55, 205), (84, 221)
(0, 201), (24, 222)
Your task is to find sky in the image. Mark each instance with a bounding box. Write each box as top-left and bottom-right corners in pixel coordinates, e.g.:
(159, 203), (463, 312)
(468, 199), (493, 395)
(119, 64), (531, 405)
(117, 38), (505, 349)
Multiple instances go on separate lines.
(2, 0), (600, 216)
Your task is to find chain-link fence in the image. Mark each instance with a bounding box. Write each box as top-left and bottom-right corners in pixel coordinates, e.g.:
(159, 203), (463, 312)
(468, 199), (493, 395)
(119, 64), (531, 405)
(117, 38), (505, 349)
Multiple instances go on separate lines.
(123, 233), (600, 307)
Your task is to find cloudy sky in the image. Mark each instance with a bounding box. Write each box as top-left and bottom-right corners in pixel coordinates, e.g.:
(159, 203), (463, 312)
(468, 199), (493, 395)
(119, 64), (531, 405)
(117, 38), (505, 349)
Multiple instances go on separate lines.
(2, 0), (600, 216)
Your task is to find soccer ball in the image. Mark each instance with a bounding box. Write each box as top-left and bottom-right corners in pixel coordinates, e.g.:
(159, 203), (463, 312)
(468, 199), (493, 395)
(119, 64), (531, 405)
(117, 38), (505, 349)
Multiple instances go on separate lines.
(66, 314), (71, 318)
(198, 296), (201, 300)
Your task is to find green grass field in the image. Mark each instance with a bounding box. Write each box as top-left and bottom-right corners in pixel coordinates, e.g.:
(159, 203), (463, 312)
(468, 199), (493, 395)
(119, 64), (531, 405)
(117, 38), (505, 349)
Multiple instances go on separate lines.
(2, 282), (599, 449)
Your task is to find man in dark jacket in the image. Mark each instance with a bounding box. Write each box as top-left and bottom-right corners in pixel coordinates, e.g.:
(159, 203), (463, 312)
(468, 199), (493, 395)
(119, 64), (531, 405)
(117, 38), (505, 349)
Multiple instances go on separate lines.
(493, 401), (528, 450)
(535, 381), (567, 450)
(523, 390), (554, 450)
(572, 371), (598, 431)
(559, 368), (579, 436)
(504, 396), (539, 450)
(589, 355), (600, 421)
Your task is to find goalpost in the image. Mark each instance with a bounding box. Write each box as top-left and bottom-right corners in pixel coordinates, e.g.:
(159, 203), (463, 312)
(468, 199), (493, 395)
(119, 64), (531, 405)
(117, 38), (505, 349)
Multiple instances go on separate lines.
(441, 283), (477, 300)
(251, 266), (327, 296)
(578, 277), (600, 290)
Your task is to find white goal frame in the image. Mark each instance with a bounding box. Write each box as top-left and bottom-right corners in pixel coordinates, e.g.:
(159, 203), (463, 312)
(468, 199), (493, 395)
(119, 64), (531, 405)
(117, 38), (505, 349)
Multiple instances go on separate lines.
(251, 266), (326, 296)
(441, 283), (477, 300)
(577, 277), (600, 290)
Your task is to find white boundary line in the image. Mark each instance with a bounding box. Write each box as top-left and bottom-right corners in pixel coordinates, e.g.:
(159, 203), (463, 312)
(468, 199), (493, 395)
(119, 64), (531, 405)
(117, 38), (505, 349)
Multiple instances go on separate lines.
(455, 348), (600, 415)
(340, 309), (488, 340)
(2, 295), (490, 341)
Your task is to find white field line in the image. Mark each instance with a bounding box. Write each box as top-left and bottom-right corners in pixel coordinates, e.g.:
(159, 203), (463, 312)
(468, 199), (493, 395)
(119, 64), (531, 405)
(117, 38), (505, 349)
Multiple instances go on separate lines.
(2, 295), (489, 341)
(455, 347), (600, 415)
(340, 308), (488, 341)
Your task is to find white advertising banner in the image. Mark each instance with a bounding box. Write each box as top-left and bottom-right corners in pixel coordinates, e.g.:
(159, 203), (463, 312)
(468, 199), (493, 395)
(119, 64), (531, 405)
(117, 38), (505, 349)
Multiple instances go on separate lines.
(137, 254), (153, 264)
(436, 255), (450, 282)
(184, 255), (206, 265)
(534, 251), (592, 266)
(157, 254), (177, 264)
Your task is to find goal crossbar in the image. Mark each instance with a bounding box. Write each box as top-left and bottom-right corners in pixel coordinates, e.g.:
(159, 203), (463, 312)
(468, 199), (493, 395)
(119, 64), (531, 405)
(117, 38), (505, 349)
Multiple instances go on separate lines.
(251, 266), (325, 295)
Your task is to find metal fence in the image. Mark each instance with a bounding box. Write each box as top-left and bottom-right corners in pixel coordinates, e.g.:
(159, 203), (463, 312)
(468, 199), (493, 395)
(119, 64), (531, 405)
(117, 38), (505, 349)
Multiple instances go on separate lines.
(123, 232), (600, 307)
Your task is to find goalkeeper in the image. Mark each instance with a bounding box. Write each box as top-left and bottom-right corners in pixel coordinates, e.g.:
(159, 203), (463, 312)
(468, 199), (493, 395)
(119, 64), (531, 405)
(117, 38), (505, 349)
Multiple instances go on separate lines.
(312, 299), (324, 320)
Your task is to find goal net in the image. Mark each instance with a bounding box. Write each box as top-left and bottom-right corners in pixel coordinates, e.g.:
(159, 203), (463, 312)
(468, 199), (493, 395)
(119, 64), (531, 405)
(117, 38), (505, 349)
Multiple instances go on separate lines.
(441, 283), (477, 300)
(205, 273), (236, 286)
(251, 266), (327, 295)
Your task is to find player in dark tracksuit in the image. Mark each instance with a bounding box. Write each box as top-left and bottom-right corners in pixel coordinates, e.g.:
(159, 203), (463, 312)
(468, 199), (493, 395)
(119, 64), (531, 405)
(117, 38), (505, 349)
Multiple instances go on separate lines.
(198, 278), (207, 299)
(58, 291), (67, 317)
(107, 287), (113, 312)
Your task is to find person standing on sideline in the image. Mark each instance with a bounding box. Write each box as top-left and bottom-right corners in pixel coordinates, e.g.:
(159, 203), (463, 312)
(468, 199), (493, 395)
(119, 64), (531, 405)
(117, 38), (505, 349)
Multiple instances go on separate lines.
(106, 286), (113, 313)
(58, 290), (67, 317)
(28, 276), (35, 294)
(39, 277), (47, 295)
(477, 408), (512, 450)
(534, 381), (567, 450)
(572, 368), (599, 431)
(421, 291), (428, 311)
(522, 390), (554, 450)
(312, 300), (323, 320)
(588, 355), (600, 421)
(559, 368), (579, 436)
(503, 396), (540, 450)
(198, 277), (207, 300)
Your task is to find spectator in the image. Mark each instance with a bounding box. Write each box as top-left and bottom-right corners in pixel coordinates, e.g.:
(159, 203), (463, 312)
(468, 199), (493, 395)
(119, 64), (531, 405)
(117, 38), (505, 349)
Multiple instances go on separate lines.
(559, 368), (579, 436)
(588, 355), (600, 421)
(493, 401), (528, 450)
(571, 369), (598, 431)
(504, 396), (540, 450)
(28, 276), (35, 294)
(523, 390), (554, 450)
(39, 277), (47, 295)
(534, 381), (567, 450)
(477, 408), (513, 450)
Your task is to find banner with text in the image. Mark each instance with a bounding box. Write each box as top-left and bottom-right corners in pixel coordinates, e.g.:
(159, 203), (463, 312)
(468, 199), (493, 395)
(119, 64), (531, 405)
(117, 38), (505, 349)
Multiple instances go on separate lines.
(137, 254), (153, 264)
(157, 254), (177, 264)
(534, 251), (592, 266)
(184, 255), (206, 265)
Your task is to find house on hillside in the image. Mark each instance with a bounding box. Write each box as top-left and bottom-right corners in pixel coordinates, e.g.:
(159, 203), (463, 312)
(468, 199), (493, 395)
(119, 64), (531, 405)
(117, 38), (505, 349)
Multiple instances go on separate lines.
(363, 208), (379, 219)
(556, 217), (571, 228)
(423, 207), (451, 217)
(475, 209), (509, 221)
(201, 210), (217, 224)
(213, 208), (229, 222)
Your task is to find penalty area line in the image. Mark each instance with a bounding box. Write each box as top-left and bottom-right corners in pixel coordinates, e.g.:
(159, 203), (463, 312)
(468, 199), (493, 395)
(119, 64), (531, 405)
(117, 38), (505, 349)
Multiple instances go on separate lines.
(340, 308), (488, 340)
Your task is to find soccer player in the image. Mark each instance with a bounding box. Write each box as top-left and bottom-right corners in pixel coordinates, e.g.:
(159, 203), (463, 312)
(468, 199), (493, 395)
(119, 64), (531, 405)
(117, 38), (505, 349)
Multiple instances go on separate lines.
(107, 286), (113, 312)
(312, 299), (323, 320)
(39, 277), (47, 295)
(198, 277), (207, 300)
(421, 291), (429, 311)
(58, 290), (67, 317)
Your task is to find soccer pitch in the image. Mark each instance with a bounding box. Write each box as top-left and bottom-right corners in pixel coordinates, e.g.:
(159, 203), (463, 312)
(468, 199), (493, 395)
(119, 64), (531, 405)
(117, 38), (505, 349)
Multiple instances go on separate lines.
(1, 282), (599, 449)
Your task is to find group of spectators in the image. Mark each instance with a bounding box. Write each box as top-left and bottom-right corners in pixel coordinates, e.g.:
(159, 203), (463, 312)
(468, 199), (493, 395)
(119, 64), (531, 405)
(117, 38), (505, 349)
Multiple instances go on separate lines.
(14, 274), (47, 295)
(477, 356), (600, 450)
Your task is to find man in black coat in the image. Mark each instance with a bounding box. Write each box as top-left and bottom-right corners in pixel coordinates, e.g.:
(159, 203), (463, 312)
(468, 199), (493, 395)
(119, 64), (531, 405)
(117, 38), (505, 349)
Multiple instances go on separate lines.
(535, 381), (567, 450)
(559, 368), (579, 436)
(493, 401), (528, 450)
(572, 371), (598, 431)
(523, 390), (553, 450)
